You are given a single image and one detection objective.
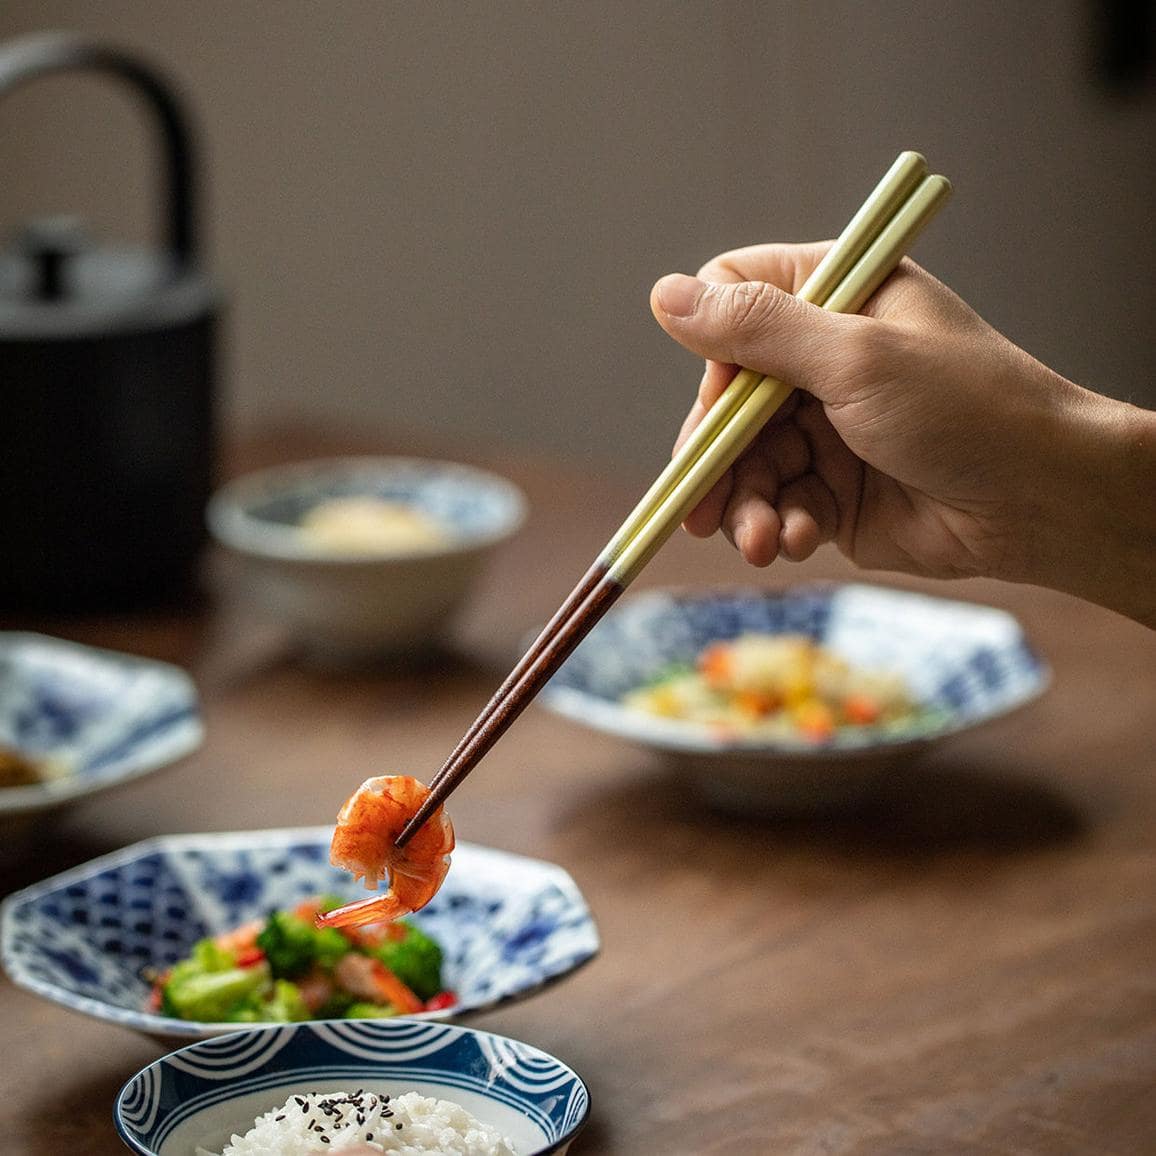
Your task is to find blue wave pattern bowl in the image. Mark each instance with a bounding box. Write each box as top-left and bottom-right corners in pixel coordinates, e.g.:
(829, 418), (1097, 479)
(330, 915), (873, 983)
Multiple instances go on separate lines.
(1, 828), (599, 1042)
(0, 633), (202, 829)
(115, 1019), (589, 1155)
(538, 584), (1049, 810)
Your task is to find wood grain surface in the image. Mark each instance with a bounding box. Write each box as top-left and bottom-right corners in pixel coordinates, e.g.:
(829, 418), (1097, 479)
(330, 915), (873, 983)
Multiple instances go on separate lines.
(2, 429), (1153, 1155)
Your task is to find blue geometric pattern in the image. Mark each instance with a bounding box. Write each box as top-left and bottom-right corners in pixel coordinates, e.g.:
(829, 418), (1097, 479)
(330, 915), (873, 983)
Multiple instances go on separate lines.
(0, 829), (600, 1041)
(209, 456), (527, 554)
(0, 632), (203, 819)
(115, 1019), (589, 1155)
(540, 583), (1049, 754)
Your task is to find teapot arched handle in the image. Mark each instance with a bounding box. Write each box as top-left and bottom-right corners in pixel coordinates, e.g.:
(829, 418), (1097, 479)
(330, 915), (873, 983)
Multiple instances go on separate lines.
(0, 31), (197, 268)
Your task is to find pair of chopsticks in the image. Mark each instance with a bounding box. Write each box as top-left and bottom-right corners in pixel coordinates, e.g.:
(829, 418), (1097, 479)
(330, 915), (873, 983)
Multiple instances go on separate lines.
(396, 150), (951, 847)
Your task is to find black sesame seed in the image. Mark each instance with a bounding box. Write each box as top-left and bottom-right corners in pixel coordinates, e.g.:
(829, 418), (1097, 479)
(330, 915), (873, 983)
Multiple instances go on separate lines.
(396, 1121), (404, 1129)
(366, 1135), (373, 1143)
(274, 1115), (285, 1122)
(320, 1138), (330, 1144)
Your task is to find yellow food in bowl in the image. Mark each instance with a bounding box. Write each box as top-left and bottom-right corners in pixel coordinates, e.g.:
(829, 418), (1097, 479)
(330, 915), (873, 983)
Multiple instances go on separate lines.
(298, 497), (450, 555)
(0, 746), (43, 789)
(623, 633), (919, 741)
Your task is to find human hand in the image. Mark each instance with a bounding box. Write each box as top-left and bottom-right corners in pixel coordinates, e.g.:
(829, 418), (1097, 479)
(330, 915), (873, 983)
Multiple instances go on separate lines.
(650, 243), (1156, 624)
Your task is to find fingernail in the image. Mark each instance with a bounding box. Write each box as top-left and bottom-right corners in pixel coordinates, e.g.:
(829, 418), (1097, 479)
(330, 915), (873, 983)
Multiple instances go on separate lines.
(655, 274), (704, 318)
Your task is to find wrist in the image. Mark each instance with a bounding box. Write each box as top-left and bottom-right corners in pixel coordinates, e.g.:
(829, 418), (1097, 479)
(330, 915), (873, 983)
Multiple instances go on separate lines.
(1018, 388), (1156, 626)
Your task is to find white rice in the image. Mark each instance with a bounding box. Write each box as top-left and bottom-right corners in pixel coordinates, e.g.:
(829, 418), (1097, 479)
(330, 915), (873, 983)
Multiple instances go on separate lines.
(200, 1090), (518, 1156)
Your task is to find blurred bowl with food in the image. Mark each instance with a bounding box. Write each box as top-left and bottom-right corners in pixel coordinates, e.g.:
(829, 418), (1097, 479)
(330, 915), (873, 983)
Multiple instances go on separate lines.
(0, 633), (202, 838)
(0, 826), (599, 1043)
(536, 583), (1049, 812)
(115, 1018), (589, 1156)
(207, 457), (527, 662)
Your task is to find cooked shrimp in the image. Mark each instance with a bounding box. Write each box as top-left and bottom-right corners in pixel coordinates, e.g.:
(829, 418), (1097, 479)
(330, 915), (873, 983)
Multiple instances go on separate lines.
(316, 774), (454, 931)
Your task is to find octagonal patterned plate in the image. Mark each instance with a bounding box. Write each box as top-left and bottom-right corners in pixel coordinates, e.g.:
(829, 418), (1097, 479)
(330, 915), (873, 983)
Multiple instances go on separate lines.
(1, 828), (599, 1042)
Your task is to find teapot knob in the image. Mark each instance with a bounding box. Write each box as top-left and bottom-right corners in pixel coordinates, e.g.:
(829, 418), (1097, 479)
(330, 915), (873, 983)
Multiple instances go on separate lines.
(15, 215), (90, 301)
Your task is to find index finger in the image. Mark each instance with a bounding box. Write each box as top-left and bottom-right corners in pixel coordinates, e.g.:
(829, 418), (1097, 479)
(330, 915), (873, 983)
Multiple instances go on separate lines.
(698, 240), (834, 294)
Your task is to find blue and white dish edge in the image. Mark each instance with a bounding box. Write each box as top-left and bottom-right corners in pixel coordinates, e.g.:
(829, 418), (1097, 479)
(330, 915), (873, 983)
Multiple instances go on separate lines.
(539, 583), (1050, 756)
(115, 1018), (590, 1156)
(0, 632), (203, 817)
(1, 828), (600, 1040)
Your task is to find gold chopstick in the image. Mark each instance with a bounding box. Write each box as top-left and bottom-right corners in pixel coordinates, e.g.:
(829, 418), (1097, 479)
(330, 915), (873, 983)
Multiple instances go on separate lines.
(397, 156), (952, 846)
(608, 172), (952, 585)
(424, 151), (930, 795)
(599, 149), (930, 568)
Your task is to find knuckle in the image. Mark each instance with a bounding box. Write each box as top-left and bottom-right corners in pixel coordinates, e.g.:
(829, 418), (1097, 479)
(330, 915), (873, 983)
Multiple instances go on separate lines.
(720, 280), (783, 334)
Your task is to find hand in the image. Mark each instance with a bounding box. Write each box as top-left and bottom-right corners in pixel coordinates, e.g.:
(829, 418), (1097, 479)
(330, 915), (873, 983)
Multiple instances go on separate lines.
(650, 243), (1156, 625)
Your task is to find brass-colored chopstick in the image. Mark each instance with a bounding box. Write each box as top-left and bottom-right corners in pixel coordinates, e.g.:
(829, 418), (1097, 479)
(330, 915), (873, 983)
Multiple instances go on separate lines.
(607, 172), (952, 586)
(421, 151), (930, 799)
(396, 157), (951, 847)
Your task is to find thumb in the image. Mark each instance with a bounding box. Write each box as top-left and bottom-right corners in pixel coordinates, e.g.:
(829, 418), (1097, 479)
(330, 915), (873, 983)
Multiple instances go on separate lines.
(650, 273), (855, 402)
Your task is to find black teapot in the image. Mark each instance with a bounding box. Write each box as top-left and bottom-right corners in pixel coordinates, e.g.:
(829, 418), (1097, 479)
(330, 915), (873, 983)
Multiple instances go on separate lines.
(0, 32), (219, 613)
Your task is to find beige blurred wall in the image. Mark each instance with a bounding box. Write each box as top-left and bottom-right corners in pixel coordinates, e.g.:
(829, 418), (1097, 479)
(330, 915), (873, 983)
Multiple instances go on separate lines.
(2, 2), (1153, 473)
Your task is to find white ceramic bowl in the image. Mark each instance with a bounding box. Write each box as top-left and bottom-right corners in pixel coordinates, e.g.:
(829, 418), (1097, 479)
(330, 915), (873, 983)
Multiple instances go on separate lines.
(115, 1020), (590, 1155)
(207, 457), (526, 661)
(537, 584), (1050, 813)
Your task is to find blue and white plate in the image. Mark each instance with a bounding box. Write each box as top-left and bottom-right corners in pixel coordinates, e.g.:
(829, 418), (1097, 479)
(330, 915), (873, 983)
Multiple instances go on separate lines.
(115, 1019), (590, 1155)
(0, 633), (203, 826)
(1, 828), (599, 1041)
(537, 584), (1049, 810)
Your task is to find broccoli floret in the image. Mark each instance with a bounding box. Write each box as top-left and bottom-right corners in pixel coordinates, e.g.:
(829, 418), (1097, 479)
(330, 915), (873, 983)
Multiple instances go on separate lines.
(218, 980), (309, 1023)
(190, 937), (236, 972)
(260, 979), (311, 1022)
(256, 911), (349, 978)
(317, 989), (357, 1019)
(343, 1001), (397, 1019)
(368, 921), (444, 1000)
(163, 961), (272, 1022)
(159, 935), (246, 1018)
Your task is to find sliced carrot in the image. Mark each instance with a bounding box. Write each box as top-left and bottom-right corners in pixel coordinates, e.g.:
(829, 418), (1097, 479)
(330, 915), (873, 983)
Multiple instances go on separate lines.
(843, 694), (881, 725)
(733, 689), (781, 718)
(370, 961), (423, 1014)
(234, 946), (266, 968)
(213, 919), (263, 955)
(697, 643), (732, 689)
(793, 700), (836, 741)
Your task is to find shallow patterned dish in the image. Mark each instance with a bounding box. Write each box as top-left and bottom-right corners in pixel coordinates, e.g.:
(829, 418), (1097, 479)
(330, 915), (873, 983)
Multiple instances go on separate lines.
(1, 828), (599, 1042)
(537, 584), (1049, 811)
(115, 1019), (589, 1155)
(0, 633), (203, 831)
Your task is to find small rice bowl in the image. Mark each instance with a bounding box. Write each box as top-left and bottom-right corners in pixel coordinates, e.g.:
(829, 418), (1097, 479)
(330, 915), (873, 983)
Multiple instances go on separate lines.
(200, 1090), (517, 1155)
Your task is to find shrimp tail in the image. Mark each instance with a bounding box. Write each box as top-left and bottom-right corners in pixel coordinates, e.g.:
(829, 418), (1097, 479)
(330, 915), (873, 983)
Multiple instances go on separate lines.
(316, 892), (412, 930)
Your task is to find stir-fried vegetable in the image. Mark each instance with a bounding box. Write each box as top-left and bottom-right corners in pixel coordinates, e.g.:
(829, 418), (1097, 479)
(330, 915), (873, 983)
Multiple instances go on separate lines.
(162, 959), (271, 1022)
(257, 910), (349, 978)
(148, 897), (455, 1023)
(624, 633), (927, 741)
(367, 920), (444, 1000)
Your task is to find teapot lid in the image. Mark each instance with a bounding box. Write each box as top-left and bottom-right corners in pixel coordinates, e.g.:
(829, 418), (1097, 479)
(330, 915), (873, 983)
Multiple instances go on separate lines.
(0, 216), (217, 340)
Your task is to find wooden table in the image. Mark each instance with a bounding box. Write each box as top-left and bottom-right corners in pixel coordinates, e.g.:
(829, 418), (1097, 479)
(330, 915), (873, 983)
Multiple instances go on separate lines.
(3, 432), (1154, 1155)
